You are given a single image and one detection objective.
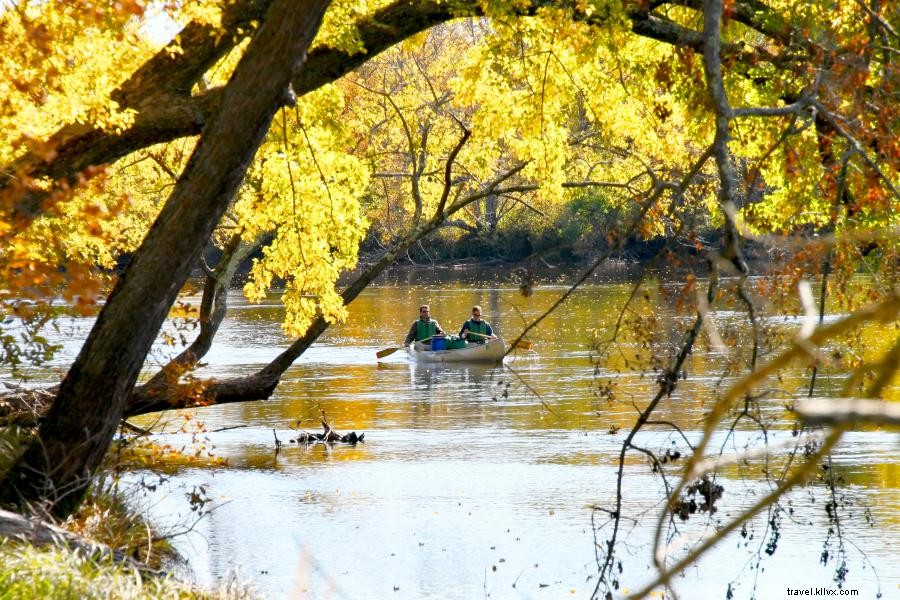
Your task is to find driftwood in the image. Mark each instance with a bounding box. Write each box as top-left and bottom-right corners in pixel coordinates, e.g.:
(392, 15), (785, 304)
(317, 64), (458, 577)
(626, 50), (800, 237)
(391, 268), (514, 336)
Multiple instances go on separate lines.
(0, 508), (160, 575)
(288, 416), (364, 445)
(292, 429), (364, 444)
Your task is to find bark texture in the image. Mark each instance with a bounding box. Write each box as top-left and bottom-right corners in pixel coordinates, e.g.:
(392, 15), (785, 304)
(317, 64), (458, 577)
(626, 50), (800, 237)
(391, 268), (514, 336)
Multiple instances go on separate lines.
(0, 0), (330, 517)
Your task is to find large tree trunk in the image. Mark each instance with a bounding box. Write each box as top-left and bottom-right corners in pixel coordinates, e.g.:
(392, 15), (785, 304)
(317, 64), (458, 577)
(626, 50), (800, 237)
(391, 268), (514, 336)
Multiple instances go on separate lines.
(0, 0), (330, 518)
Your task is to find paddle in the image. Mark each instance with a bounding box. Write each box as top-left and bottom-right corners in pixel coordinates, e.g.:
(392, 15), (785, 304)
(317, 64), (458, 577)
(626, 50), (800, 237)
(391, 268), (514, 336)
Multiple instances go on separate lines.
(375, 347), (402, 359)
(376, 335), (442, 359)
(465, 331), (496, 340)
(467, 331), (533, 350)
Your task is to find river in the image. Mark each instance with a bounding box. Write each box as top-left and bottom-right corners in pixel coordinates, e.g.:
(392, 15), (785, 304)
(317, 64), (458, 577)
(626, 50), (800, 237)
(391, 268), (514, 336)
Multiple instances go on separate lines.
(12, 269), (900, 599)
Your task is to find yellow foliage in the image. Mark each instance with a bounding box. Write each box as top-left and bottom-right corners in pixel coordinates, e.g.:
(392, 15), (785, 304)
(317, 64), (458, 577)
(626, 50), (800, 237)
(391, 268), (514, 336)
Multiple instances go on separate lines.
(314, 0), (396, 54)
(238, 88), (369, 336)
(0, 2), (157, 164)
(0, 0), (896, 367)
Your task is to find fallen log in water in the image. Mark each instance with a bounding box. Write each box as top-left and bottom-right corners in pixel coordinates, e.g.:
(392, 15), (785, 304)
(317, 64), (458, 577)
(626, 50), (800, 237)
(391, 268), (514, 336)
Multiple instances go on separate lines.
(287, 414), (364, 445)
(291, 429), (365, 444)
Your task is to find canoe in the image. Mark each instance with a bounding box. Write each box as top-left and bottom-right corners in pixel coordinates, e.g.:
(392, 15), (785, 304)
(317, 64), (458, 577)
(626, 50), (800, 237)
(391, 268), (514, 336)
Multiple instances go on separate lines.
(408, 337), (506, 363)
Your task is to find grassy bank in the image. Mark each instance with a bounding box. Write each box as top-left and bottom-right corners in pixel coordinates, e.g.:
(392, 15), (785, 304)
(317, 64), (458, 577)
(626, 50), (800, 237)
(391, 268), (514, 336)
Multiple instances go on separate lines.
(0, 540), (252, 600)
(1, 430), (252, 600)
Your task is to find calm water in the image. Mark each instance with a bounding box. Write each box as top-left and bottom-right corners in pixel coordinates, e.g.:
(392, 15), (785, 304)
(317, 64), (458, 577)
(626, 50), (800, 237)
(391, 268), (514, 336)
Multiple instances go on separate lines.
(13, 270), (900, 599)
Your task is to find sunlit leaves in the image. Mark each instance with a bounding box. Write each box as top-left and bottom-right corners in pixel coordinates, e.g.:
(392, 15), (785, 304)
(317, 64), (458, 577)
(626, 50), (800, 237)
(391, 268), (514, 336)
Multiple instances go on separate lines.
(0, 1), (187, 370)
(0, 1), (156, 164)
(451, 11), (711, 230)
(314, 0), (395, 55)
(238, 87), (369, 336)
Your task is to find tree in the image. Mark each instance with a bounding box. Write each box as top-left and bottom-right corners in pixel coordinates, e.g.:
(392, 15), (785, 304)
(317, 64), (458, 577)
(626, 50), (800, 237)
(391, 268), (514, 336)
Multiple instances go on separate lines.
(0, 0), (331, 516)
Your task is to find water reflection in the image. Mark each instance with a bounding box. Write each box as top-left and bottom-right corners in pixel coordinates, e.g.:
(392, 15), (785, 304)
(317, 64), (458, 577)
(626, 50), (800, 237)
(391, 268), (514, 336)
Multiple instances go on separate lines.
(405, 361), (503, 391)
(14, 270), (898, 599)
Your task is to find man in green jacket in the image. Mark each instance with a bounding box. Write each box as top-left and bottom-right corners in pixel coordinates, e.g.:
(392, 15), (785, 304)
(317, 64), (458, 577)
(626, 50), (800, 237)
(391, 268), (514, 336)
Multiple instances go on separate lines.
(404, 304), (445, 346)
(459, 305), (495, 343)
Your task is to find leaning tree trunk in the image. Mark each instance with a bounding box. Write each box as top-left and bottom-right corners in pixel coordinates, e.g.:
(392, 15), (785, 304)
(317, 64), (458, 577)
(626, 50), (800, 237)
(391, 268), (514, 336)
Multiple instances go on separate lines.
(0, 0), (331, 518)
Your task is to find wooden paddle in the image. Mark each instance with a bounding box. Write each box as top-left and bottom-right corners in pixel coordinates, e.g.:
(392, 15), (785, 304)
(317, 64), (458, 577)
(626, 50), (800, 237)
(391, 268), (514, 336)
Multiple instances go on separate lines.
(465, 331), (496, 340)
(467, 331), (533, 350)
(375, 347), (402, 359)
(376, 335), (443, 359)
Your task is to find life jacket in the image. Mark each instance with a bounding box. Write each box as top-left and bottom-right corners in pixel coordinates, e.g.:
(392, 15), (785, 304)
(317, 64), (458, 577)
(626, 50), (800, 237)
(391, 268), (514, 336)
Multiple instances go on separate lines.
(464, 319), (488, 342)
(415, 319), (438, 341)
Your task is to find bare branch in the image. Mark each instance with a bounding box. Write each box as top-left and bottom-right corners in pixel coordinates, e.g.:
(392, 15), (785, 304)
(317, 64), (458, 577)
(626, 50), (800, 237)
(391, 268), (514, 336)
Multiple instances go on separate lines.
(733, 95), (814, 118)
(639, 427), (846, 599)
(435, 126), (472, 217)
(650, 291), (900, 576)
(851, 0), (899, 39)
(796, 398), (900, 426)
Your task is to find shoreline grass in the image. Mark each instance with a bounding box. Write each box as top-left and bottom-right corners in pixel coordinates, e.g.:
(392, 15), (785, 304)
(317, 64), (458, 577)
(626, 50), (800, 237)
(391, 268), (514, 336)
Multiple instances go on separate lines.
(0, 540), (254, 599)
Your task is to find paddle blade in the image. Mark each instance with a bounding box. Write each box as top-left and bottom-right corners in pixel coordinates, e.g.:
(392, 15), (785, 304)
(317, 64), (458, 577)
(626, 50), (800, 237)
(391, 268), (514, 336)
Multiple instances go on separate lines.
(515, 340), (533, 350)
(376, 347), (401, 359)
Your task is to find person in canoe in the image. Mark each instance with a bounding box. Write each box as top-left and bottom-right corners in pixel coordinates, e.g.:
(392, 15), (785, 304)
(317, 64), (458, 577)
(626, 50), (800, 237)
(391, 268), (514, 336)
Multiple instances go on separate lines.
(404, 304), (446, 347)
(459, 305), (496, 344)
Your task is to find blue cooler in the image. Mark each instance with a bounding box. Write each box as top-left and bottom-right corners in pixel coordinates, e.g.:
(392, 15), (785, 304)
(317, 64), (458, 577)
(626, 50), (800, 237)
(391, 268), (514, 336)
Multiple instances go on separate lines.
(431, 337), (446, 350)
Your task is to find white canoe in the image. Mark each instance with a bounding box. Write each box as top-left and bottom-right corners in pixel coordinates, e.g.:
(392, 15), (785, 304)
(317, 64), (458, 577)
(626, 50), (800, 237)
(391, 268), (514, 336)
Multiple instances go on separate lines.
(408, 337), (506, 363)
